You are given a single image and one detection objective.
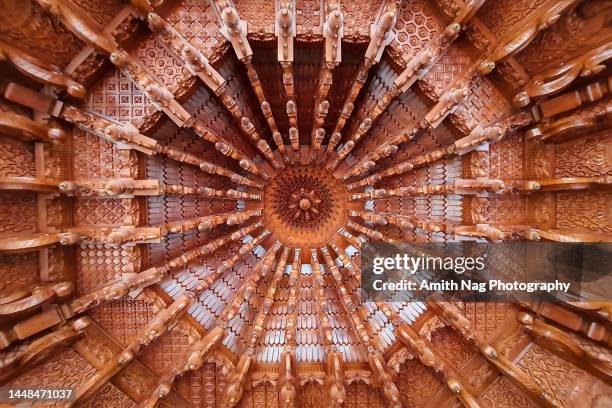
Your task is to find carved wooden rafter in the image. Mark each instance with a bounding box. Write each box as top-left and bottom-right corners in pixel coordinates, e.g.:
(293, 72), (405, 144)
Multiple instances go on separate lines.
(58, 106), (263, 188)
(345, 0), (582, 175)
(324, 0), (399, 162)
(346, 120), (524, 190)
(283, 248), (301, 352)
(140, 326), (225, 408)
(0, 223), (263, 350)
(311, 250), (346, 407)
(346, 220), (397, 243)
(133, 6), (282, 169)
(72, 295), (193, 405)
(330, 0), (488, 170)
(219, 246), (290, 408)
(538, 76), (611, 119)
(0, 177), (61, 193)
(348, 177), (611, 200)
(336, 227), (367, 249)
(190, 0), (285, 162)
(309, 1), (343, 156)
(36, 0), (273, 175)
(344, 106), (532, 182)
(316, 248), (402, 407)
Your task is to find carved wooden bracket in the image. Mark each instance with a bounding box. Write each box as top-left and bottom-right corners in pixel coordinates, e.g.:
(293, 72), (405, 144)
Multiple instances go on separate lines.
(0, 111), (65, 143)
(0, 41), (86, 99)
(0, 282), (73, 320)
(517, 43), (612, 107)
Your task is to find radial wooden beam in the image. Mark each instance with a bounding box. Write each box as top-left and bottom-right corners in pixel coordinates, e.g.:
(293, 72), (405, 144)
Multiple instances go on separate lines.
(309, 1), (344, 162)
(36, 0), (273, 176)
(219, 246), (291, 408)
(311, 249), (347, 407)
(132, 3), (282, 169)
(329, 0), (487, 170)
(346, 119), (530, 190)
(0, 222), (264, 349)
(342, 0), (582, 176)
(315, 248), (402, 407)
(324, 0), (399, 161)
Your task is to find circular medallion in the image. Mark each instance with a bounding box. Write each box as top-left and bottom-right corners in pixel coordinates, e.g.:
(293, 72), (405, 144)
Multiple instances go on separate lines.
(263, 165), (348, 248)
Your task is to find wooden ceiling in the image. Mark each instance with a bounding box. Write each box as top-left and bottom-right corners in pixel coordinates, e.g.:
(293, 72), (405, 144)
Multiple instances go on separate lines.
(0, 0), (611, 407)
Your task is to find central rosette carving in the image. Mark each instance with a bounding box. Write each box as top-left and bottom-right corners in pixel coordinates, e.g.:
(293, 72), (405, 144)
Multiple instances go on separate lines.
(263, 165), (348, 248)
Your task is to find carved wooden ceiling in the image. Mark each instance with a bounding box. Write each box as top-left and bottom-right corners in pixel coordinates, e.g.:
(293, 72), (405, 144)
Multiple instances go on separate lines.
(0, 0), (611, 407)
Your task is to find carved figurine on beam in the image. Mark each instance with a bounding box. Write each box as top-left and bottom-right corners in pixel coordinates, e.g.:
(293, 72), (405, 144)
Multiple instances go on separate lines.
(61, 106), (160, 155)
(278, 352), (298, 408)
(59, 179), (160, 197)
(324, 352), (346, 407)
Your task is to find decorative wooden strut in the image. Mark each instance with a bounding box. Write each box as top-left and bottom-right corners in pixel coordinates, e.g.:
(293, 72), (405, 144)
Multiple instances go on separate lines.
(71, 295), (193, 406)
(271, 0), (300, 159)
(346, 117), (530, 190)
(195, 0), (286, 164)
(278, 248), (301, 407)
(343, 0), (582, 176)
(311, 249), (346, 407)
(282, 247), (301, 358)
(309, 1), (343, 160)
(36, 0), (273, 175)
(348, 177), (611, 201)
